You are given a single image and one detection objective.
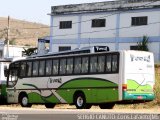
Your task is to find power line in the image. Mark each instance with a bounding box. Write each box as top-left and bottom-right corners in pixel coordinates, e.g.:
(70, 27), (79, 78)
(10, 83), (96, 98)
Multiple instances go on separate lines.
(10, 21), (160, 39)
(26, 0), (158, 30)
(1, 0), (158, 30)
(51, 21), (160, 37)
(0, 0), (158, 41)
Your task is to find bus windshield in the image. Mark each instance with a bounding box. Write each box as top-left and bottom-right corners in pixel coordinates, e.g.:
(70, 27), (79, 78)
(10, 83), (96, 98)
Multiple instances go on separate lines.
(7, 63), (19, 87)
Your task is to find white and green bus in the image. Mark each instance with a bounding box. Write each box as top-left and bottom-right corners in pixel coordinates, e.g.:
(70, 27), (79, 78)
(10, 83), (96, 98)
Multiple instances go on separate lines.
(6, 50), (155, 109)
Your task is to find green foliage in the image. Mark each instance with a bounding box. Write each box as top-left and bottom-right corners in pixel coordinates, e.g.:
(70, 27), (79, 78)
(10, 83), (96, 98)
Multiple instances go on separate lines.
(154, 65), (160, 105)
(24, 44), (31, 46)
(9, 39), (16, 45)
(137, 36), (149, 51)
(22, 47), (37, 56)
(0, 28), (20, 45)
(0, 28), (8, 42)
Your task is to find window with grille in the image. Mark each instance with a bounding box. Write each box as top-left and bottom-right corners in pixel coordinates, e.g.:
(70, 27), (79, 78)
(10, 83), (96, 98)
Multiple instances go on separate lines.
(59, 21), (72, 29)
(131, 16), (148, 26)
(92, 19), (106, 27)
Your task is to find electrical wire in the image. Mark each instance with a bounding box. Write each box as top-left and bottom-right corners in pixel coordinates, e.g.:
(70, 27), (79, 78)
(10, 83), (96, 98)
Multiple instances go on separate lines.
(8, 21), (160, 39)
(0, 0), (159, 40)
(0, 0), (158, 30)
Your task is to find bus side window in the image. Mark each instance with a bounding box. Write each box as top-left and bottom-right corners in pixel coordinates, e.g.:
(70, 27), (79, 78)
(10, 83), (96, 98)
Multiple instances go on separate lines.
(82, 57), (89, 74)
(74, 57), (81, 74)
(39, 60), (45, 76)
(90, 56), (97, 73)
(53, 59), (59, 75)
(59, 58), (66, 75)
(26, 62), (32, 77)
(46, 60), (52, 76)
(32, 61), (39, 76)
(67, 58), (73, 74)
(106, 55), (111, 72)
(20, 62), (26, 77)
(97, 55), (105, 73)
(112, 55), (118, 72)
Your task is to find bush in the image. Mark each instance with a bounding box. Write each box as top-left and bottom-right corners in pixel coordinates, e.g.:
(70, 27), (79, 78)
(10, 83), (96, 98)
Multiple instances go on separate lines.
(137, 36), (149, 51)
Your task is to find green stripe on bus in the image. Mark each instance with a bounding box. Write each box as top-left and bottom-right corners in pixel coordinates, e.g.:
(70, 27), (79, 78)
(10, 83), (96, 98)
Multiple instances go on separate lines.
(127, 79), (153, 94)
(25, 78), (119, 104)
(28, 92), (60, 103)
(123, 79), (155, 100)
(59, 77), (118, 88)
(57, 78), (118, 103)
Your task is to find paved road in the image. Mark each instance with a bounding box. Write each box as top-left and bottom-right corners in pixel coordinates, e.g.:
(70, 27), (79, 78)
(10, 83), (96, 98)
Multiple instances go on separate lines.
(0, 107), (159, 120)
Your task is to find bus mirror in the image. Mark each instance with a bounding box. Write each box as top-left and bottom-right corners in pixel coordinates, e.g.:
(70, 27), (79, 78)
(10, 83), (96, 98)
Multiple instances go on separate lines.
(4, 69), (9, 77)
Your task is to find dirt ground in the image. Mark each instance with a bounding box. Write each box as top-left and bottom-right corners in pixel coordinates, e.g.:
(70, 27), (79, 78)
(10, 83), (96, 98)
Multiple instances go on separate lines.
(0, 104), (159, 114)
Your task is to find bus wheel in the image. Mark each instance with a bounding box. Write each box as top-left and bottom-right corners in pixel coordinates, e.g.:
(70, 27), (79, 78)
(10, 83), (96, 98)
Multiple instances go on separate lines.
(45, 103), (56, 108)
(19, 94), (32, 107)
(99, 103), (115, 109)
(74, 92), (91, 109)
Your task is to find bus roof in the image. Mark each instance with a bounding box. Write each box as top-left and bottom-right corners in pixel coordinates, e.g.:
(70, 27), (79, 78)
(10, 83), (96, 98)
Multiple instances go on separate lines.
(29, 46), (109, 58)
(10, 50), (153, 63)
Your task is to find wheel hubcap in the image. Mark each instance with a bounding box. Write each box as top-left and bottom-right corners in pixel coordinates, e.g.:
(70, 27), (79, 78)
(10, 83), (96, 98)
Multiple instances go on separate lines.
(77, 96), (83, 107)
(22, 97), (28, 106)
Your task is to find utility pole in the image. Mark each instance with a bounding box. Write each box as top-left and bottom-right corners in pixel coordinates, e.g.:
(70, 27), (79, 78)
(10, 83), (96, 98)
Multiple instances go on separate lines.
(6, 16), (10, 58)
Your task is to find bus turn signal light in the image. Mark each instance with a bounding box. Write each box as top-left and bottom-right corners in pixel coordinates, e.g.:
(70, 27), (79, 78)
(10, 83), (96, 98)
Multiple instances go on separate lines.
(122, 84), (127, 91)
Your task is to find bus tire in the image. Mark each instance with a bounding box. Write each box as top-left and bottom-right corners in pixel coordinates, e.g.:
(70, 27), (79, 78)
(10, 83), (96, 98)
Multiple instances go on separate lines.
(74, 92), (91, 109)
(85, 104), (92, 109)
(99, 103), (115, 109)
(19, 94), (32, 107)
(45, 103), (56, 108)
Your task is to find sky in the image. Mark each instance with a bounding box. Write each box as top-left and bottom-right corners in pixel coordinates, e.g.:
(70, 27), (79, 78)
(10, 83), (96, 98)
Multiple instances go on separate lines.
(0, 0), (112, 25)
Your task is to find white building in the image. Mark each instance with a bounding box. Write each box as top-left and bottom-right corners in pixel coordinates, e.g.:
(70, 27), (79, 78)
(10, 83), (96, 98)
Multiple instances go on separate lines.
(0, 41), (25, 59)
(47, 0), (160, 62)
(0, 40), (28, 82)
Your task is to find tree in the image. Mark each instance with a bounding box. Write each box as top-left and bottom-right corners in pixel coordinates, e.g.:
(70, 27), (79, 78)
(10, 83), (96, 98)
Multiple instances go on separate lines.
(0, 28), (8, 43)
(137, 35), (149, 51)
(0, 27), (20, 45)
(9, 39), (16, 45)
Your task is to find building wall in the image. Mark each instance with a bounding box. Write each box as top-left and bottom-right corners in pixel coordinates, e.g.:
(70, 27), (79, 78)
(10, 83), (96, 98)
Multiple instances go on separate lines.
(53, 16), (78, 39)
(119, 10), (160, 37)
(0, 45), (27, 59)
(4, 46), (24, 58)
(52, 9), (160, 39)
(50, 8), (160, 62)
(81, 14), (117, 38)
